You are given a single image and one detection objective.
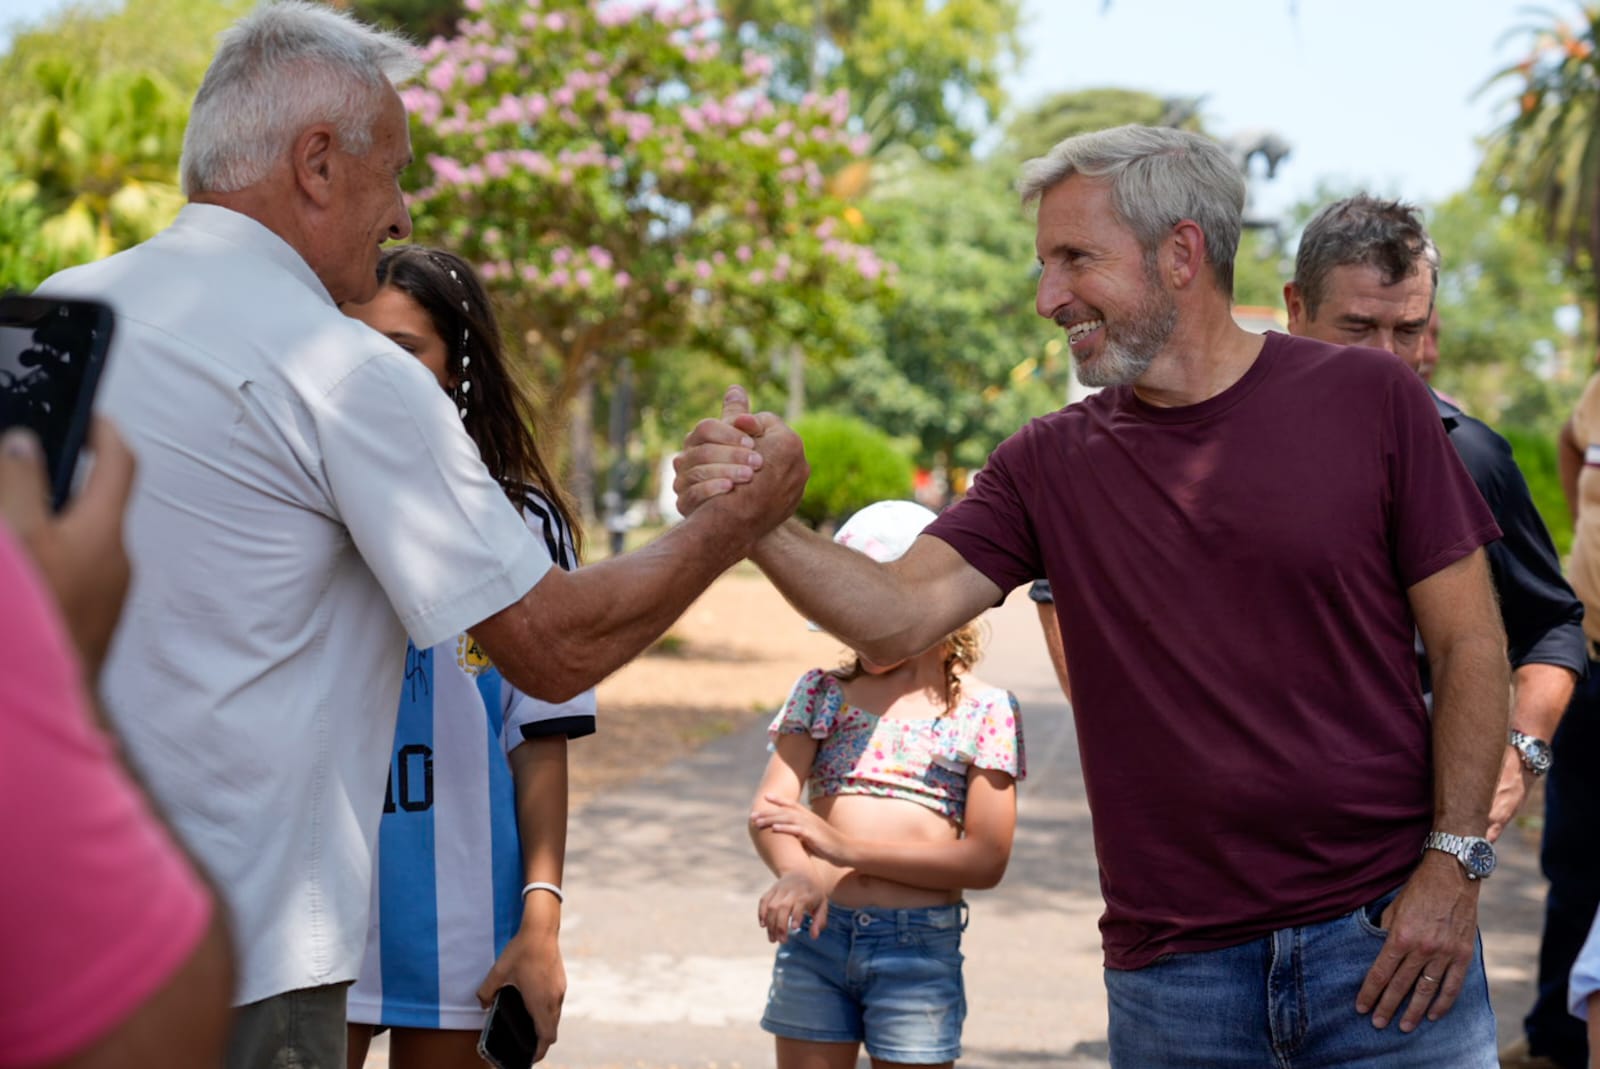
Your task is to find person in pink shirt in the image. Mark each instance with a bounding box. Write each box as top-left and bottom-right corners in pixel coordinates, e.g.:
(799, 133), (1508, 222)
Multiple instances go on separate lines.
(0, 422), (232, 1069)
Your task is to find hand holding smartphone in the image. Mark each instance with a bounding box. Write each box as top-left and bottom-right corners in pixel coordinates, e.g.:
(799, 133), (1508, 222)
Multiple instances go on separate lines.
(0, 294), (114, 510)
(478, 985), (539, 1069)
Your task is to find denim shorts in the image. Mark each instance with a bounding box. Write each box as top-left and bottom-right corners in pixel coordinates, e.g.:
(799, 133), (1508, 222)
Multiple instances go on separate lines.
(1103, 887), (1497, 1068)
(761, 901), (968, 1063)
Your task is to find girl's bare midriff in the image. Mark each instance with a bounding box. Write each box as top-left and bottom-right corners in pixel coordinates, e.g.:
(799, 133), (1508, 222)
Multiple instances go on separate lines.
(812, 791), (962, 909)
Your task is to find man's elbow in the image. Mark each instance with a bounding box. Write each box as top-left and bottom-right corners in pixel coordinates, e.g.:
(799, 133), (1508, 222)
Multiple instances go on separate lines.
(500, 655), (599, 705)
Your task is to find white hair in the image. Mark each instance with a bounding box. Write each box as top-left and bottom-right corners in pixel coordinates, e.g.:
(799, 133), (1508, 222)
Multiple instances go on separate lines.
(1019, 125), (1245, 297)
(180, 0), (420, 196)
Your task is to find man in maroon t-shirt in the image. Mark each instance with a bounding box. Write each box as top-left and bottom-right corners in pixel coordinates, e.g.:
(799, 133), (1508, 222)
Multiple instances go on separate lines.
(677, 125), (1507, 1066)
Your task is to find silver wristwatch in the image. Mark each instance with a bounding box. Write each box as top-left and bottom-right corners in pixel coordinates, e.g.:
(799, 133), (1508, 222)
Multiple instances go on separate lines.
(1423, 831), (1497, 880)
(1509, 729), (1553, 777)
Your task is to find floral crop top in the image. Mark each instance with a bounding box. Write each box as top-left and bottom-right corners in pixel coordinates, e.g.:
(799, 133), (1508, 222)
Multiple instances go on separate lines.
(767, 668), (1026, 825)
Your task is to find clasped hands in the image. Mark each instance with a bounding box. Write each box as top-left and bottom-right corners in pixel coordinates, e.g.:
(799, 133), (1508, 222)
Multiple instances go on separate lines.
(672, 385), (807, 534)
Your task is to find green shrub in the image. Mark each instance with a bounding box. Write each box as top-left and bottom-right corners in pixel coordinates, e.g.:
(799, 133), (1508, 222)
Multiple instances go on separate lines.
(1503, 426), (1573, 559)
(793, 411), (915, 528)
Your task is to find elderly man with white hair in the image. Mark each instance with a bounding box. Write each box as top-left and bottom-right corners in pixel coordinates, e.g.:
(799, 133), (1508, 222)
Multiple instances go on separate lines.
(37, 4), (807, 1065)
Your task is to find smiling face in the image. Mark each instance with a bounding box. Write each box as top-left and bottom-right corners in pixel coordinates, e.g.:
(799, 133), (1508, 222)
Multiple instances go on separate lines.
(324, 87), (414, 305)
(1286, 261), (1434, 371)
(1034, 174), (1177, 388)
(342, 285), (452, 389)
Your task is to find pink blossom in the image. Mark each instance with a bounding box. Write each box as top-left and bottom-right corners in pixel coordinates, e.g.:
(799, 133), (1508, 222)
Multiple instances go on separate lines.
(694, 261), (713, 281)
(553, 86), (577, 107)
(742, 52), (774, 79)
(552, 247), (572, 265)
(750, 269), (766, 285)
(462, 62), (487, 88)
(778, 147), (798, 165)
(428, 154), (467, 186)
(549, 269), (571, 287)
(614, 271), (631, 289)
(576, 269), (595, 288)
(426, 60), (457, 92)
(588, 247), (614, 270)
(736, 245), (752, 263)
(544, 12), (566, 32)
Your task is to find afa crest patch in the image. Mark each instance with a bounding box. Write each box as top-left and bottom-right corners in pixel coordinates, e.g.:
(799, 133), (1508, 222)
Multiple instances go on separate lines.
(456, 634), (494, 677)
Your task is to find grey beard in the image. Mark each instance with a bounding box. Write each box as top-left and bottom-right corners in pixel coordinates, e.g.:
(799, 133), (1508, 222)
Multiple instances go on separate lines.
(1072, 297), (1177, 388)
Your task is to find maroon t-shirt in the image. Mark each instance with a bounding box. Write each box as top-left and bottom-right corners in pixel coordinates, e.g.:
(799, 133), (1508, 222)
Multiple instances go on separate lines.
(927, 332), (1501, 969)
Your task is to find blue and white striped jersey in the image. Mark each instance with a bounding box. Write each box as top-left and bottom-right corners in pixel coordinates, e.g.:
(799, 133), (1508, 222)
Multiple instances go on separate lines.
(348, 489), (593, 1030)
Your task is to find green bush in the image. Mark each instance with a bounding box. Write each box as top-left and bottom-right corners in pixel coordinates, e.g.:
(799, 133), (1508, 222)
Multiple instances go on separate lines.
(1503, 426), (1574, 559)
(793, 411), (915, 528)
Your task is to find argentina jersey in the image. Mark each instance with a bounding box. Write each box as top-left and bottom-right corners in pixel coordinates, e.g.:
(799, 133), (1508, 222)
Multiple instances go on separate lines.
(349, 489), (596, 1029)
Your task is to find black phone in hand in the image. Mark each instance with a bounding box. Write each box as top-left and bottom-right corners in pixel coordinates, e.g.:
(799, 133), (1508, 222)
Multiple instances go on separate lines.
(478, 986), (538, 1069)
(0, 294), (114, 510)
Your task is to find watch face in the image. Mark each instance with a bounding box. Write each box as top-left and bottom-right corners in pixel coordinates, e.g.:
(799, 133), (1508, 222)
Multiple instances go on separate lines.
(1526, 742), (1553, 774)
(1463, 838), (1497, 879)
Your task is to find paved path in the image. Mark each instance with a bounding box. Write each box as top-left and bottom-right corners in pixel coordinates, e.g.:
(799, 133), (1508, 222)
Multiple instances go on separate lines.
(369, 588), (1550, 1067)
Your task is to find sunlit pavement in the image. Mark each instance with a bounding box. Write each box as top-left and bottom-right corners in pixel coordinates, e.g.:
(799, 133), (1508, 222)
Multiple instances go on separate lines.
(366, 588), (1547, 1068)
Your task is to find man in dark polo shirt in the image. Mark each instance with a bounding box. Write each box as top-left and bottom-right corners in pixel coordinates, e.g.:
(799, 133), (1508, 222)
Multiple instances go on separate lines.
(1284, 194), (1584, 842)
(677, 125), (1508, 1066)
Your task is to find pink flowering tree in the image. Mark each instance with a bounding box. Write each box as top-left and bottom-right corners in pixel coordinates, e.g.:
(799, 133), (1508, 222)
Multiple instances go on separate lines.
(403, 0), (891, 504)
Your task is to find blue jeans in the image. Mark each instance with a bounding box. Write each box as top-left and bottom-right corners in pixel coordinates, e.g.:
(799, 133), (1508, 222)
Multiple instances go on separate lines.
(761, 901), (967, 1063)
(1104, 889), (1496, 1068)
(1526, 660), (1600, 1067)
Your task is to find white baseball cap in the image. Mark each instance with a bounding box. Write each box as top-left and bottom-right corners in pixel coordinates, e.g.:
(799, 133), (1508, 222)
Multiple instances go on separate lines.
(834, 499), (938, 561)
(806, 500), (938, 631)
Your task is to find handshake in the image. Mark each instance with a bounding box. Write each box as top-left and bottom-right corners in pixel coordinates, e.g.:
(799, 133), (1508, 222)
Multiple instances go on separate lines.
(672, 384), (810, 547)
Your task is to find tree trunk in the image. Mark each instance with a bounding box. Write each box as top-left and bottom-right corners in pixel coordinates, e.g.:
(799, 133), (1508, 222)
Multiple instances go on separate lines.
(568, 355), (598, 527)
(786, 343), (806, 424)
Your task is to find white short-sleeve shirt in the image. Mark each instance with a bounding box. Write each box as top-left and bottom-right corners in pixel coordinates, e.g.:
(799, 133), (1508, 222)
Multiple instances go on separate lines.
(40, 204), (553, 1005)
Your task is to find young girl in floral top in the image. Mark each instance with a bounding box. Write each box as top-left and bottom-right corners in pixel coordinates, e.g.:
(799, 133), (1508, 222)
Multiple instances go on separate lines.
(749, 500), (1026, 1069)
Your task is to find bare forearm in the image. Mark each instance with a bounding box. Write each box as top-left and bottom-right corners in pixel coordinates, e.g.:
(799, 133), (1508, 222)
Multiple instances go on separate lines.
(751, 821), (817, 879)
(483, 501), (757, 701)
(1559, 420), (1582, 521)
(1430, 635), (1511, 833)
(839, 835), (1010, 891)
(510, 740), (567, 933)
(1036, 601), (1072, 701)
(512, 740), (567, 888)
(1511, 663), (1576, 741)
(752, 520), (995, 665)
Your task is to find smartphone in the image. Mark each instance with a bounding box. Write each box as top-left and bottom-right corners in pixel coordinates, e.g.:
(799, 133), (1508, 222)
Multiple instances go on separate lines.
(477, 985), (538, 1069)
(0, 294), (114, 510)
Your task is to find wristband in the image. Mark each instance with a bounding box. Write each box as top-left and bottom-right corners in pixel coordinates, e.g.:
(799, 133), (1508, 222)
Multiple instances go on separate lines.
(521, 881), (564, 904)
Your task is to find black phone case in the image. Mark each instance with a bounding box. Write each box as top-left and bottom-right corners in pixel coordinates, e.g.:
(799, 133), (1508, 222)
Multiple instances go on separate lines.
(0, 294), (115, 510)
(477, 985), (538, 1069)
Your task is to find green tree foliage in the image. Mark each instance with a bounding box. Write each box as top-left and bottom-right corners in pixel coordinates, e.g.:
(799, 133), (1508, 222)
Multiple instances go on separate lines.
(1504, 425), (1576, 557)
(1427, 184), (1591, 432)
(791, 411), (914, 526)
(716, 0), (1022, 163)
(1001, 86), (1204, 163)
(405, 0), (888, 415)
(347, 0), (464, 39)
(0, 0), (247, 290)
(808, 157), (1065, 473)
(1480, 2), (1600, 318)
